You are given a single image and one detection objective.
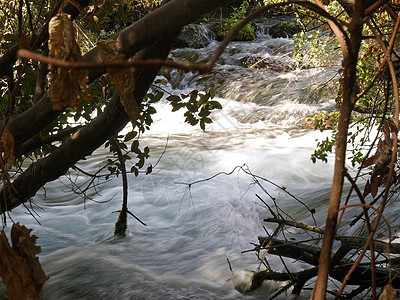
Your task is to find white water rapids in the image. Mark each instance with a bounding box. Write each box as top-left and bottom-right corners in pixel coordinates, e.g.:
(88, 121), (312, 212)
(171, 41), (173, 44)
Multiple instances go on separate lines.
(1, 18), (375, 299)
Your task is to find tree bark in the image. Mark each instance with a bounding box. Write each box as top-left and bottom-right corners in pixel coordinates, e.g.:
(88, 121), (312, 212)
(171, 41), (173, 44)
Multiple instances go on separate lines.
(2, 36), (175, 211)
(313, 1), (364, 297)
(4, 0), (235, 159)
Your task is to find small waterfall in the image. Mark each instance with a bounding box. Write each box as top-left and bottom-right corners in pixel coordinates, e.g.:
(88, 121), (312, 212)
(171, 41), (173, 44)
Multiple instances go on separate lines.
(166, 17), (340, 130)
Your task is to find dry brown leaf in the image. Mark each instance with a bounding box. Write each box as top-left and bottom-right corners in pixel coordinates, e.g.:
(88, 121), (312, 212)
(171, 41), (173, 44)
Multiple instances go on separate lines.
(371, 177), (379, 198)
(362, 179), (371, 198)
(0, 223), (48, 300)
(0, 127), (15, 169)
(49, 12), (89, 110)
(11, 223), (48, 286)
(97, 40), (124, 62)
(363, 121), (395, 196)
(379, 284), (396, 300)
(97, 41), (143, 121)
(363, 155), (376, 168)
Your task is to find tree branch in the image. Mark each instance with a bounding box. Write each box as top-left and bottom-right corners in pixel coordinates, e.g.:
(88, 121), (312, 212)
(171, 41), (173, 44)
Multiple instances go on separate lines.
(1, 33), (177, 211)
(19, 125), (83, 157)
(6, 0), (236, 160)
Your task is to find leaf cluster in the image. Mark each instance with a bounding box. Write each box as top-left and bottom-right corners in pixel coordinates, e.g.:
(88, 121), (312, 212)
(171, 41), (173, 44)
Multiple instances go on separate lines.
(214, 0), (256, 41)
(167, 87), (220, 131)
(293, 29), (339, 68)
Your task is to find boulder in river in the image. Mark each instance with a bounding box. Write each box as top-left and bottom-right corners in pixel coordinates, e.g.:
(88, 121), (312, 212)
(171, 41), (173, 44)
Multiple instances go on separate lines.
(175, 24), (212, 48)
(268, 21), (302, 38)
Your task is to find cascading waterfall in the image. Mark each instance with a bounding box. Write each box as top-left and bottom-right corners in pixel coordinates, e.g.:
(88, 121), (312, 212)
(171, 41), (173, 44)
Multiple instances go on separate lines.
(1, 17), (344, 299)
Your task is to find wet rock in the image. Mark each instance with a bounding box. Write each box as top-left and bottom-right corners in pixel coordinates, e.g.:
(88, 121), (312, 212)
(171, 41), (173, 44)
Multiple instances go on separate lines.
(175, 25), (212, 49)
(268, 21), (302, 38)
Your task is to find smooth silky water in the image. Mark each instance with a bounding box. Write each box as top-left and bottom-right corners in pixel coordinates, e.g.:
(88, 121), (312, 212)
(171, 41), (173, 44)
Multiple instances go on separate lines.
(1, 20), (351, 299)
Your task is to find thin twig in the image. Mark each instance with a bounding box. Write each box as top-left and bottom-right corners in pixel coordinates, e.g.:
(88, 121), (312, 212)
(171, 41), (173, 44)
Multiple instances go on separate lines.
(335, 203), (392, 298)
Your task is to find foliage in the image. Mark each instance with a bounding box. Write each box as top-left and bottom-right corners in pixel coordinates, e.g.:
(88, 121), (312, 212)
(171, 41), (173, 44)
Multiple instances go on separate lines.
(293, 29), (339, 68)
(303, 112), (339, 130)
(214, 0), (256, 41)
(166, 86), (219, 130)
(309, 3), (395, 167)
(311, 132), (335, 163)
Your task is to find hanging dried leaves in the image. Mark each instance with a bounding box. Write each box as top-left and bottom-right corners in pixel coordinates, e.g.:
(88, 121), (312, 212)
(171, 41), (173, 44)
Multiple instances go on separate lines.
(363, 121), (397, 198)
(49, 12), (89, 110)
(0, 223), (48, 299)
(379, 284), (396, 300)
(0, 127), (15, 169)
(97, 40), (143, 121)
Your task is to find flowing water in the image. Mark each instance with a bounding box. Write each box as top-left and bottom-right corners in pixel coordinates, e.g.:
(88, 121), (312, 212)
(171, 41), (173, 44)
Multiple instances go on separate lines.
(1, 20), (359, 299)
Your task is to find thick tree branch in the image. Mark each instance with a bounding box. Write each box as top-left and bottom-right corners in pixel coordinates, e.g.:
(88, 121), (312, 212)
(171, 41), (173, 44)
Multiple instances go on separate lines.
(2, 35), (176, 211)
(19, 125), (83, 157)
(5, 0), (235, 160)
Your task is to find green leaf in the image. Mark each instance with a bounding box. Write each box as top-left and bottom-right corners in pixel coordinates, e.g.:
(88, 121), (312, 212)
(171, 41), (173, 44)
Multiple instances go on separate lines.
(155, 78), (168, 86)
(74, 112), (80, 122)
(131, 166), (139, 176)
(119, 142), (128, 150)
(171, 105), (180, 112)
(167, 95), (181, 102)
(209, 101), (222, 109)
(131, 140), (140, 152)
(186, 103), (198, 112)
(190, 118), (199, 126)
(198, 94), (209, 105)
(153, 92), (164, 102)
(189, 90), (198, 102)
(163, 68), (171, 80)
(147, 106), (157, 114)
(200, 119), (206, 131)
(185, 54), (199, 63)
(202, 117), (212, 124)
(144, 146), (150, 155)
(136, 157), (145, 168)
(171, 102), (184, 111)
(198, 107), (210, 117)
(209, 87), (215, 99)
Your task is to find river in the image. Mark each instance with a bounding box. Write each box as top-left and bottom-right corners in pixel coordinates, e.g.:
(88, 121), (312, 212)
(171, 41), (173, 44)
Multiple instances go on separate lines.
(3, 18), (346, 299)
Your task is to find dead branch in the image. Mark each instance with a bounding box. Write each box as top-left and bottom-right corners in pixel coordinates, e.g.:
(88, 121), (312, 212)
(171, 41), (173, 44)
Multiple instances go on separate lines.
(256, 236), (400, 294)
(264, 217), (324, 234)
